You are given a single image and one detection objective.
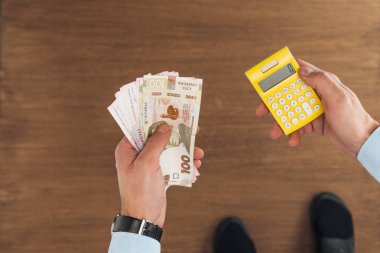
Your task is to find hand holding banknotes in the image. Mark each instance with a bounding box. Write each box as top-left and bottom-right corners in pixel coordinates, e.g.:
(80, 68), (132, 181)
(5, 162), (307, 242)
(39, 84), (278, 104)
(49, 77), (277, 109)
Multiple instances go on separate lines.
(256, 59), (379, 157)
(108, 71), (203, 188)
(115, 124), (204, 227)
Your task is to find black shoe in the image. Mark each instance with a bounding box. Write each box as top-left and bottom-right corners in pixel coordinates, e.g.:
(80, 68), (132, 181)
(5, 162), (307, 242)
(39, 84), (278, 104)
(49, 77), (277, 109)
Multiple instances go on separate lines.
(310, 192), (354, 253)
(213, 217), (256, 253)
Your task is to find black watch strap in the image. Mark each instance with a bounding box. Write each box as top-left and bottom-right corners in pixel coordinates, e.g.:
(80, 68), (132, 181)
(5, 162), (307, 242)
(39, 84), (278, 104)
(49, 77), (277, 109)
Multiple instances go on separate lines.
(112, 214), (163, 242)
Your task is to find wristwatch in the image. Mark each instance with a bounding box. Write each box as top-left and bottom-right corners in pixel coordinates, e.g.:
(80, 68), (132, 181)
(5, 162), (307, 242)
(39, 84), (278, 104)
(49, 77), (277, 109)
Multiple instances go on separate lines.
(111, 214), (163, 242)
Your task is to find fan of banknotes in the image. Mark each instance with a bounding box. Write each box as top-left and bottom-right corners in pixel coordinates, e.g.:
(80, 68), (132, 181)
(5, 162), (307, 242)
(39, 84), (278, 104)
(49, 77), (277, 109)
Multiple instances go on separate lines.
(108, 71), (203, 188)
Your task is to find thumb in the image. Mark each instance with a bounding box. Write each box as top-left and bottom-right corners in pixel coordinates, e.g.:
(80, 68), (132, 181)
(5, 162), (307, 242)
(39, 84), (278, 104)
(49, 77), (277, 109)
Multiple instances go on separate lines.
(298, 65), (342, 101)
(139, 123), (172, 164)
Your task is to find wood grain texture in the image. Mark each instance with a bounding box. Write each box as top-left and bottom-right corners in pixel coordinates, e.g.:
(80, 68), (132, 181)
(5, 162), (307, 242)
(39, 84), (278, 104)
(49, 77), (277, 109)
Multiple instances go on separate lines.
(1, 1), (380, 252)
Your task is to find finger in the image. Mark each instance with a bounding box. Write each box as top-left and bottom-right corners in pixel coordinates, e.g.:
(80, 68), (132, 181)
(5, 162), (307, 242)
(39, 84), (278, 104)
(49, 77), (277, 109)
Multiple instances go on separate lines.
(288, 131), (301, 147)
(303, 122), (313, 134)
(194, 159), (202, 169)
(299, 127), (305, 136)
(115, 137), (139, 165)
(197, 126), (200, 134)
(194, 147), (204, 160)
(256, 102), (270, 117)
(139, 124), (172, 165)
(270, 124), (283, 140)
(311, 115), (325, 135)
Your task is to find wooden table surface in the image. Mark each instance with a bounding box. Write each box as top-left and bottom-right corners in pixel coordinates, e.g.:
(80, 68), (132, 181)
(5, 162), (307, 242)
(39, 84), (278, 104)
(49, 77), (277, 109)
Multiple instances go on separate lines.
(1, 1), (380, 252)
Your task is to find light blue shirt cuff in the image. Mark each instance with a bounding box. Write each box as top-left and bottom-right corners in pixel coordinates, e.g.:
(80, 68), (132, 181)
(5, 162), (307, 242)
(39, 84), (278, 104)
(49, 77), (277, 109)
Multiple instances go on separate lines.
(108, 232), (160, 253)
(358, 127), (380, 183)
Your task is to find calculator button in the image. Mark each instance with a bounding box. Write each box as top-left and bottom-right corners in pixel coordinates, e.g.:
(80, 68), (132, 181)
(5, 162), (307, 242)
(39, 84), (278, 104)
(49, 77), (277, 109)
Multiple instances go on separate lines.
(288, 111), (294, 118)
(301, 84), (307, 90)
(276, 110), (283, 116)
(300, 114), (306, 120)
(290, 83), (296, 89)
(294, 89), (300, 95)
(314, 104), (320, 111)
(298, 96), (305, 102)
(275, 92), (281, 98)
(268, 97), (274, 103)
(280, 116), (287, 122)
(295, 107), (301, 113)
(305, 91), (312, 97)
(292, 118), (299, 125)
(285, 122), (291, 129)
(310, 98), (316, 104)
(279, 98), (286, 104)
(302, 102), (313, 116)
(286, 94), (293, 100)
(284, 105), (290, 111)
(296, 78), (303, 84)
(282, 87), (288, 93)
(291, 100), (297, 107)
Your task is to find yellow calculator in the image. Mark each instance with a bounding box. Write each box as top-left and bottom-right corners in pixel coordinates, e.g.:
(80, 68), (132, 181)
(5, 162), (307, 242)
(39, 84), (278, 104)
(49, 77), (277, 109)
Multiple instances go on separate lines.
(245, 47), (324, 135)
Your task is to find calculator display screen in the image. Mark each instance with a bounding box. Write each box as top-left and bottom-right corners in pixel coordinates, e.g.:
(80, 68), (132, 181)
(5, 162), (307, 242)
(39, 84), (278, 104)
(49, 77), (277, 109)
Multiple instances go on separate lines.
(259, 64), (295, 92)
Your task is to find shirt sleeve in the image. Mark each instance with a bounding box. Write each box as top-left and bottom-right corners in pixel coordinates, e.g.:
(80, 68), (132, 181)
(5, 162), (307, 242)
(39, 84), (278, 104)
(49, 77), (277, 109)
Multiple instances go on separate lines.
(358, 127), (380, 183)
(108, 232), (160, 253)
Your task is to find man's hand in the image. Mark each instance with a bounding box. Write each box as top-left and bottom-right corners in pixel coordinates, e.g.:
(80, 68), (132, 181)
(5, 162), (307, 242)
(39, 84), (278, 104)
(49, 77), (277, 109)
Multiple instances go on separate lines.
(115, 123), (204, 228)
(256, 59), (379, 157)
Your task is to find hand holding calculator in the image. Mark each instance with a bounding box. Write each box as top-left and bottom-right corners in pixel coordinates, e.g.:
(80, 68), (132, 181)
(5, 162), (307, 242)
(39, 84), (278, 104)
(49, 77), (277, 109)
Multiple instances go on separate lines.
(245, 47), (324, 135)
